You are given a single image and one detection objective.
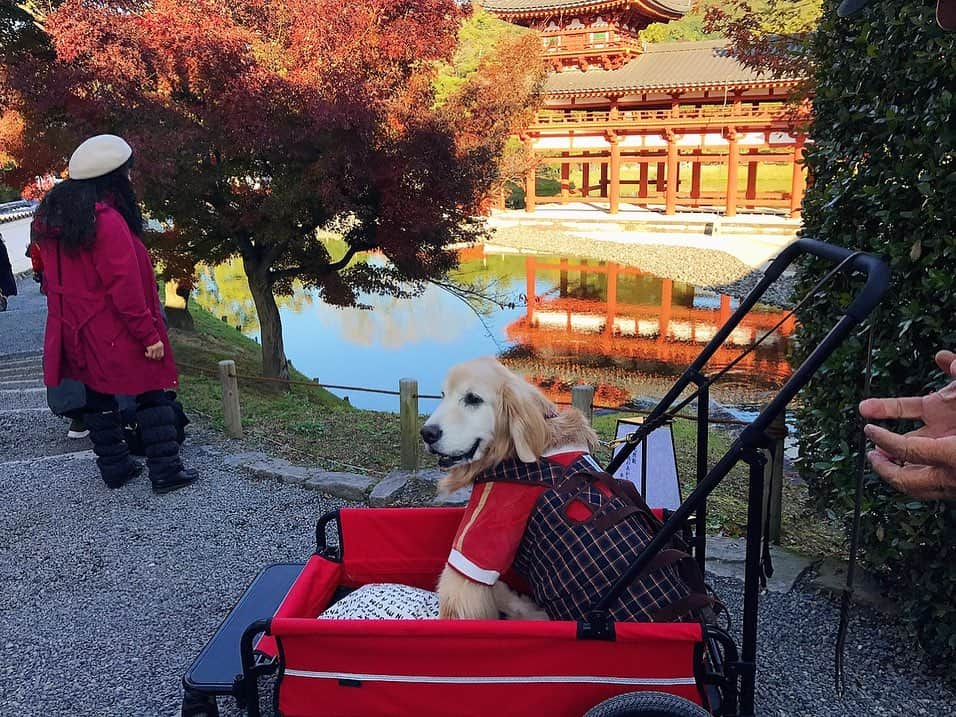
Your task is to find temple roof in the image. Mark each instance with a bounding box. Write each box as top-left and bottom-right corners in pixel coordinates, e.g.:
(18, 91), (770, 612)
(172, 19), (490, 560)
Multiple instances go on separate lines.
(545, 40), (797, 95)
(480, 0), (691, 20)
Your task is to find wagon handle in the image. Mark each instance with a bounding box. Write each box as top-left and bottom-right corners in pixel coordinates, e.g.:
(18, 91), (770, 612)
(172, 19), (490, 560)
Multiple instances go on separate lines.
(236, 618), (271, 717)
(314, 510), (343, 561)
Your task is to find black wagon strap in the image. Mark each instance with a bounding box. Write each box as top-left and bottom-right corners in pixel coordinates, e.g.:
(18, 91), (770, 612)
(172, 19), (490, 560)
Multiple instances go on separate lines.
(835, 318), (877, 695)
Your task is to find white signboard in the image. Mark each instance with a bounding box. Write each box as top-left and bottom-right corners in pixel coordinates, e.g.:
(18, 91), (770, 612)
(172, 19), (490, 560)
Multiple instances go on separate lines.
(611, 417), (681, 510)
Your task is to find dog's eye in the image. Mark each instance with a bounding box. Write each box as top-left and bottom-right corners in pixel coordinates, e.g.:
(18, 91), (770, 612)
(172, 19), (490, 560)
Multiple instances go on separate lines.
(463, 392), (484, 407)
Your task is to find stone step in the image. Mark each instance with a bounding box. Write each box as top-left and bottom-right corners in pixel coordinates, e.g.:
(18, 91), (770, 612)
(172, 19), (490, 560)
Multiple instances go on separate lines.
(0, 409), (90, 463)
(0, 357), (44, 372)
(0, 378), (45, 390)
(0, 364), (42, 376)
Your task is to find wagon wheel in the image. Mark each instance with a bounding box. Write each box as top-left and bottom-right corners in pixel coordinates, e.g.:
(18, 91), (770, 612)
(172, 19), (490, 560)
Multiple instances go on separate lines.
(181, 689), (220, 717)
(584, 691), (712, 717)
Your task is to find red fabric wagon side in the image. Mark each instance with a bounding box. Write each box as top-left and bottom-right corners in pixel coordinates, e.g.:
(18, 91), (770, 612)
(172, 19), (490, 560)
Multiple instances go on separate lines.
(260, 508), (709, 717)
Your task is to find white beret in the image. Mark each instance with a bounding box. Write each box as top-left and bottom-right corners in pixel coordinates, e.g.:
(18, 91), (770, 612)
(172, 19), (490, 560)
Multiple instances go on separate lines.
(68, 134), (133, 180)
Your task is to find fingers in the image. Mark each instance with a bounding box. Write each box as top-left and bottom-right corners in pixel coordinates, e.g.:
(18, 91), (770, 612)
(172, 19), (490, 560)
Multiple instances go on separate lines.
(935, 350), (956, 378)
(867, 451), (956, 500)
(864, 424), (956, 467)
(859, 396), (924, 421)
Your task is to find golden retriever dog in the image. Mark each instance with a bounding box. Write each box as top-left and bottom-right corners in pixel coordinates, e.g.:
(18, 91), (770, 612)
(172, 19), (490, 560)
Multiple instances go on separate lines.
(421, 357), (599, 620)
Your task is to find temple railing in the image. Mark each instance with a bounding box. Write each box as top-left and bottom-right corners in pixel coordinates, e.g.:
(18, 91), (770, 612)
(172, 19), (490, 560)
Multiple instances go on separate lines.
(532, 104), (807, 129)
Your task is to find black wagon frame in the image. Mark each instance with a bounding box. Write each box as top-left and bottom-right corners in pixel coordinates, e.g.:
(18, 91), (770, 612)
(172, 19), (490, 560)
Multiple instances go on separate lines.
(182, 238), (890, 717)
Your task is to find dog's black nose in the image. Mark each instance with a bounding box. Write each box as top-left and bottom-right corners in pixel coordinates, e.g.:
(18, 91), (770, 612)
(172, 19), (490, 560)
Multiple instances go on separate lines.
(420, 425), (442, 445)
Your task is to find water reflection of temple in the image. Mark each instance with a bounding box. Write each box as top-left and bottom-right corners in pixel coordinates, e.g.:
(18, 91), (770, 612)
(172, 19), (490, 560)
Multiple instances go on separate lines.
(502, 254), (795, 406)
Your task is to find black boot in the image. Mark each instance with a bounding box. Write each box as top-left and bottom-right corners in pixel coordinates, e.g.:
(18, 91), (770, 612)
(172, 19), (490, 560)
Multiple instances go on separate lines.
(136, 400), (198, 494)
(83, 410), (143, 489)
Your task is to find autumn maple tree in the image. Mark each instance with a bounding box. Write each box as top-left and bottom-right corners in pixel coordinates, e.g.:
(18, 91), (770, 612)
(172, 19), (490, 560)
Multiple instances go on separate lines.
(2, 0), (544, 380)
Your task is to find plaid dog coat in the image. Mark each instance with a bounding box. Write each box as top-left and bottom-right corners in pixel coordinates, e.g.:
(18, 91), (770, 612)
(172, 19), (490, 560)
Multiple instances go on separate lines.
(474, 455), (713, 623)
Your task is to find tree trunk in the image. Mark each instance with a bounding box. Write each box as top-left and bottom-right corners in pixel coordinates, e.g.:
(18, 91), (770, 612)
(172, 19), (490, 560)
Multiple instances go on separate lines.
(242, 254), (290, 384)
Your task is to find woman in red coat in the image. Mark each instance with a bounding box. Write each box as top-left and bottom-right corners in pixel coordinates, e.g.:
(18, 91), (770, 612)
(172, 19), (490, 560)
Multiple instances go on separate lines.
(33, 135), (197, 493)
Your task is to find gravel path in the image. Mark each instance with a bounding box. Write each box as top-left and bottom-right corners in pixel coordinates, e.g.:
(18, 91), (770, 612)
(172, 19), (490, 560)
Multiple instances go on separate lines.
(3, 277), (954, 716)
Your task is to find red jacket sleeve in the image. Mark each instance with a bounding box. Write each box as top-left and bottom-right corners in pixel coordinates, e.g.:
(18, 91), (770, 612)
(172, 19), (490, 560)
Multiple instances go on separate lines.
(91, 208), (162, 347)
(447, 482), (545, 585)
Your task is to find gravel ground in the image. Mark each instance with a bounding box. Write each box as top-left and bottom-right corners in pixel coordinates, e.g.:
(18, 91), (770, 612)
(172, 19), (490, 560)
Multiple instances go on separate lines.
(0, 429), (350, 717)
(486, 230), (797, 308)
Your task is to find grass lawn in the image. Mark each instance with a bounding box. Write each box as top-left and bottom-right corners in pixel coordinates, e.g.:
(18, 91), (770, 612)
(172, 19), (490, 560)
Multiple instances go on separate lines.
(169, 303), (405, 476)
(592, 413), (844, 558)
(170, 302), (842, 558)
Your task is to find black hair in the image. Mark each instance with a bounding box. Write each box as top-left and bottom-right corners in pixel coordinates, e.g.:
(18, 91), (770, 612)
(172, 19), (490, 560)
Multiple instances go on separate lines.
(32, 158), (143, 252)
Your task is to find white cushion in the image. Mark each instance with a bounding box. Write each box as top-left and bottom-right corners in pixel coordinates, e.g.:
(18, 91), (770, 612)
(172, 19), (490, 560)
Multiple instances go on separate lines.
(318, 583), (439, 620)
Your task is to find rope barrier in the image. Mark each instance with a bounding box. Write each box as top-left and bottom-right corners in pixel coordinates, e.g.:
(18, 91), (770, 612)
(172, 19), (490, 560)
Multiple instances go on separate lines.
(176, 360), (444, 398)
(178, 360), (749, 425)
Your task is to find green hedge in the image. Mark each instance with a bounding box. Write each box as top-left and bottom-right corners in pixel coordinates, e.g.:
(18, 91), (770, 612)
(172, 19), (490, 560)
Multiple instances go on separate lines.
(795, 1), (956, 665)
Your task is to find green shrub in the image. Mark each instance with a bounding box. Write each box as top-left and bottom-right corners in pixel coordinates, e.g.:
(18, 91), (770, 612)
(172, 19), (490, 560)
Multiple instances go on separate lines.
(795, 0), (956, 666)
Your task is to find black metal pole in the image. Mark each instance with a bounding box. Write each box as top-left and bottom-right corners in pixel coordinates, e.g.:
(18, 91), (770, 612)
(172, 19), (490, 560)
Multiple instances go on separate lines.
(738, 448), (767, 717)
(695, 377), (709, 574)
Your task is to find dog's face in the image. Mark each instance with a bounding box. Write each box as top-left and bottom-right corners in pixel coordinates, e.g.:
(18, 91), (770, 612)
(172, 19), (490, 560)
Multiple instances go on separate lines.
(421, 357), (553, 470)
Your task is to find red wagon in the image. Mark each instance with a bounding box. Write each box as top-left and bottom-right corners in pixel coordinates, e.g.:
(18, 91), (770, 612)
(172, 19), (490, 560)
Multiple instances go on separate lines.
(182, 239), (889, 717)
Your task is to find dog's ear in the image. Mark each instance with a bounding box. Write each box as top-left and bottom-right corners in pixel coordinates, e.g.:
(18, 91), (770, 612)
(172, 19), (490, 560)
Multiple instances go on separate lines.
(499, 377), (550, 463)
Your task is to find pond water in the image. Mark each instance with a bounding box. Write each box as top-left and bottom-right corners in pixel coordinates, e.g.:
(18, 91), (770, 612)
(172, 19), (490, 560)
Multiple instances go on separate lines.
(193, 244), (794, 416)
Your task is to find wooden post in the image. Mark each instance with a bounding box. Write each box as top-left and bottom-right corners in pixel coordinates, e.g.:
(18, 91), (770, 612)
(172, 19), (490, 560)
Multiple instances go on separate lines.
(600, 162), (608, 197)
(581, 161), (590, 198)
(665, 131), (679, 215)
(639, 161), (649, 199)
(656, 162), (665, 193)
(691, 160), (702, 202)
(725, 129), (739, 217)
(572, 385), (595, 425)
(218, 360), (242, 438)
(764, 409), (788, 544)
(400, 378), (419, 471)
(609, 134), (621, 214)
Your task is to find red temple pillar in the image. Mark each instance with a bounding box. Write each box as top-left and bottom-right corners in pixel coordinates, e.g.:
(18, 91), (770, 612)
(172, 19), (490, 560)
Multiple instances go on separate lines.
(746, 151), (758, 208)
(725, 129), (739, 217)
(656, 162), (665, 193)
(582, 161), (590, 198)
(789, 134), (806, 218)
(560, 152), (570, 199)
(609, 133), (621, 214)
(665, 130), (679, 215)
(639, 161), (649, 199)
(691, 160), (702, 202)
(600, 162), (609, 198)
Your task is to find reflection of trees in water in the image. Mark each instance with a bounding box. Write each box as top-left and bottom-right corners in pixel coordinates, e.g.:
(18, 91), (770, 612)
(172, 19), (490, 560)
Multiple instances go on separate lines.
(192, 259), (313, 335)
(193, 254), (515, 347)
(312, 286), (476, 348)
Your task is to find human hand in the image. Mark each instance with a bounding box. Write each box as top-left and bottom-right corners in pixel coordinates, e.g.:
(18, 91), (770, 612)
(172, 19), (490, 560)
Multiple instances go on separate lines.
(145, 341), (165, 361)
(858, 351), (956, 501)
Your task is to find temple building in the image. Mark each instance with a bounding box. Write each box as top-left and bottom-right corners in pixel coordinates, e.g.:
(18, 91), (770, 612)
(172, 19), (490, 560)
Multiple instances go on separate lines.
(482, 1), (810, 217)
